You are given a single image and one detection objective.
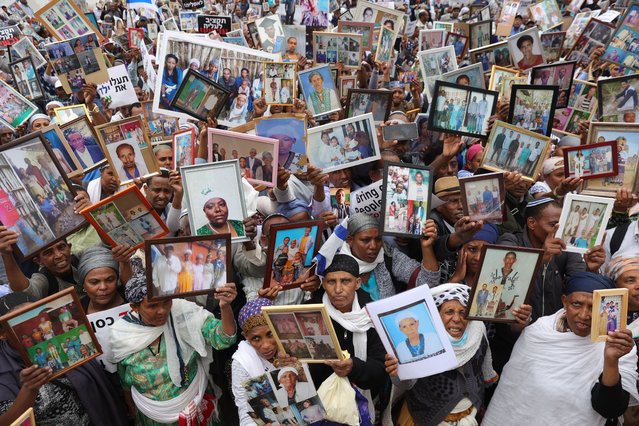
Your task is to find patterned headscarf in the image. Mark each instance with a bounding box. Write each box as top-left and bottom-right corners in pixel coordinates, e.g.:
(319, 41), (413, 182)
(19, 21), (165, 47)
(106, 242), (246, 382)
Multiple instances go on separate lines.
(238, 298), (273, 334)
(125, 269), (148, 304)
(78, 245), (119, 285)
(607, 255), (639, 282)
(431, 283), (471, 308)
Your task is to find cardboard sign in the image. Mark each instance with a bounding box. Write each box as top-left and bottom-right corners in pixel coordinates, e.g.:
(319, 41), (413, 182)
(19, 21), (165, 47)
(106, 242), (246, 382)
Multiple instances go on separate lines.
(96, 64), (137, 108)
(0, 25), (21, 47)
(197, 15), (232, 36)
(87, 304), (131, 372)
(350, 180), (383, 218)
(183, 0), (205, 9)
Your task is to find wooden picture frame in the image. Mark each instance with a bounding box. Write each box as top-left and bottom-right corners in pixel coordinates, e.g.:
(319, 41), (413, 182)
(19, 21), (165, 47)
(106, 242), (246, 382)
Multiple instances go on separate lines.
(337, 21), (375, 52)
(94, 116), (159, 186)
(207, 128), (279, 188)
(9, 56), (44, 101)
(469, 41), (513, 73)
(466, 244), (544, 323)
(555, 193), (614, 254)
(565, 19), (615, 69)
(313, 31), (363, 70)
(563, 140), (618, 180)
(591, 288), (628, 342)
(418, 29), (446, 51)
(488, 65), (521, 91)
(445, 32), (469, 61)
(580, 123), (639, 197)
(141, 100), (179, 143)
(345, 89), (392, 124)
(374, 26), (395, 64)
(170, 69), (230, 122)
(128, 27), (145, 49)
(263, 220), (323, 291)
(459, 172), (507, 224)
(298, 64), (342, 117)
(262, 304), (345, 363)
(540, 31), (566, 63)
(40, 124), (84, 179)
(0, 79), (38, 130)
(381, 162), (433, 238)
(529, 61), (576, 109)
(306, 113), (381, 174)
(173, 128), (195, 169)
(10, 407), (35, 426)
(480, 120), (552, 183)
(597, 73), (639, 123)
(54, 104), (91, 125)
(0, 287), (101, 381)
(426, 62), (487, 102)
(507, 84), (559, 136)
(181, 160), (249, 242)
(59, 115), (105, 172)
(427, 80), (498, 139)
(338, 75), (357, 98)
(145, 234), (232, 301)
(262, 61), (297, 106)
(601, 4), (639, 70)
(469, 19), (493, 51)
(35, 0), (105, 43)
(352, 1), (405, 39)
(80, 185), (169, 250)
(0, 132), (87, 260)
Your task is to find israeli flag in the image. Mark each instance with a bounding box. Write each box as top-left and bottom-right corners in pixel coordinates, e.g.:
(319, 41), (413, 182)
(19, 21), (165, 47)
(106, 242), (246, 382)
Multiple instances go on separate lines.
(126, 0), (158, 11)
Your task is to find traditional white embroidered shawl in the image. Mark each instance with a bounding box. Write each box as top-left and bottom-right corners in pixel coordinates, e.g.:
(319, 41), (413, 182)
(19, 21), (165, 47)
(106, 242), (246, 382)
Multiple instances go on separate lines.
(483, 309), (639, 426)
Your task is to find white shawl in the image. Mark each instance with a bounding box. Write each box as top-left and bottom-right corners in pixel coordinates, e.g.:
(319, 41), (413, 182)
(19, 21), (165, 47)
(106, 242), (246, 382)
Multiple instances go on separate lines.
(339, 242), (385, 275)
(232, 340), (275, 377)
(483, 309), (639, 426)
(86, 178), (102, 204)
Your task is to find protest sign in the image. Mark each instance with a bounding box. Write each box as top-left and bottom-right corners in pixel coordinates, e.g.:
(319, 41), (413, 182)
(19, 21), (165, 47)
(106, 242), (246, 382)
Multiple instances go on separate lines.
(350, 180), (383, 218)
(197, 15), (232, 36)
(0, 25), (21, 47)
(97, 65), (137, 109)
(87, 304), (131, 372)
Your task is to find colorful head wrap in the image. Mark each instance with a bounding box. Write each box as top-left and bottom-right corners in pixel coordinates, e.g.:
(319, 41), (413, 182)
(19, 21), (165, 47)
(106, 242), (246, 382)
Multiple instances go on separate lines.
(565, 271), (614, 294)
(431, 283), (471, 308)
(125, 269), (148, 304)
(78, 245), (119, 285)
(465, 144), (483, 170)
(238, 298), (273, 334)
(542, 157), (564, 175)
(606, 255), (639, 282)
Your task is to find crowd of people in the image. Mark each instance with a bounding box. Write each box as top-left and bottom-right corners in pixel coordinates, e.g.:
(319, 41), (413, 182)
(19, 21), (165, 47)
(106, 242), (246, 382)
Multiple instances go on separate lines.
(0, 0), (636, 425)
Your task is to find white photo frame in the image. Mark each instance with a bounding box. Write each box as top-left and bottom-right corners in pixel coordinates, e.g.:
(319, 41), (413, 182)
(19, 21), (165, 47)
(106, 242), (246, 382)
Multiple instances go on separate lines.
(555, 193), (614, 254)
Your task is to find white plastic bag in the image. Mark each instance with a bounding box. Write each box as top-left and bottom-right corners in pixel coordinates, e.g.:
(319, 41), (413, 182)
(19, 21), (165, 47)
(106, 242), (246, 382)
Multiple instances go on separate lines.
(317, 373), (359, 426)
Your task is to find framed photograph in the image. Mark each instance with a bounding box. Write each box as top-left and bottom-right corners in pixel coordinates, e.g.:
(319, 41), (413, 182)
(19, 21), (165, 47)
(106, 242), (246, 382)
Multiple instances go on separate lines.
(94, 116), (159, 186)
(0, 132), (86, 260)
(207, 128), (279, 187)
(173, 128), (195, 169)
(469, 20), (492, 50)
(427, 63), (487, 102)
(128, 27), (145, 49)
(530, 61), (576, 108)
(10, 407), (34, 426)
(35, 0), (104, 43)
(262, 61), (297, 106)
(555, 193), (614, 254)
(306, 113), (380, 174)
(164, 17), (178, 31)
(345, 89), (392, 124)
(427, 80), (498, 138)
(445, 32), (469, 61)
(59, 115), (104, 172)
(565, 19), (615, 69)
(466, 244), (544, 322)
(337, 21), (375, 52)
(381, 162), (432, 238)
(141, 100), (179, 142)
(263, 220), (322, 291)
(375, 26), (395, 64)
(418, 29), (445, 51)
(563, 141), (618, 180)
(365, 285), (457, 380)
(488, 65), (521, 92)
(10, 37), (46, 70)
(496, 0), (520, 37)
(0, 79), (37, 130)
(170, 69), (230, 122)
(540, 31), (566, 63)
(352, 2), (404, 38)
(330, 187), (350, 220)
(145, 234), (231, 300)
(182, 160), (248, 242)
(581, 123), (639, 197)
(255, 15), (284, 53)
(434, 21), (454, 32)
(602, 4), (639, 70)
(469, 41), (513, 73)
(298, 65), (341, 117)
(480, 120), (552, 182)
(0, 287), (101, 380)
(9, 57), (43, 101)
(499, 74), (528, 103)
(508, 84), (559, 136)
(81, 185), (168, 249)
(338, 75), (357, 98)
(507, 27), (546, 71)
(597, 74), (639, 123)
(313, 31), (363, 69)
(553, 80), (598, 135)
(254, 113), (309, 174)
(529, 0), (563, 31)
(262, 304), (345, 362)
(179, 11), (198, 32)
(565, 10), (602, 50)
(40, 124), (84, 179)
(417, 46), (459, 88)
(460, 172), (507, 224)
(591, 288), (628, 342)
(54, 104), (90, 125)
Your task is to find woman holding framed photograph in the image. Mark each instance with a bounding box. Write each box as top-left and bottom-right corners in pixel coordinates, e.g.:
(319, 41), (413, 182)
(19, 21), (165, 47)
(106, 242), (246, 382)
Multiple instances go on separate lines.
(109, 270), (238, 425)
(160, 54), (184, 110)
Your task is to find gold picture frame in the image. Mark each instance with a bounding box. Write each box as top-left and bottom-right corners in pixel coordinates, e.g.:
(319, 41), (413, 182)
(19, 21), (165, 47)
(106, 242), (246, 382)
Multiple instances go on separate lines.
(591, 288), (628, 342)
(54, 104), (91, 125)
(35, 0), (105, 43)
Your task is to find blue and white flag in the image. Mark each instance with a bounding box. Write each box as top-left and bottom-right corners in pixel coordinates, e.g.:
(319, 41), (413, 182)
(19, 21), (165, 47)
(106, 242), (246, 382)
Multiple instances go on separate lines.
(126, 0), (158, 12)
(314, 217), (349, 276)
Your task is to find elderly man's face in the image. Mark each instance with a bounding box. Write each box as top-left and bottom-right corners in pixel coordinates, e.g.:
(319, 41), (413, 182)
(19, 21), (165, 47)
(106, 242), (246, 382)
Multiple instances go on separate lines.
(617, 270), (639, 311)
(67, 132), (86, 150)
(323, 270), (361, 313)
(562, 291), (592, 337)
(278, 371), (298, 391)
